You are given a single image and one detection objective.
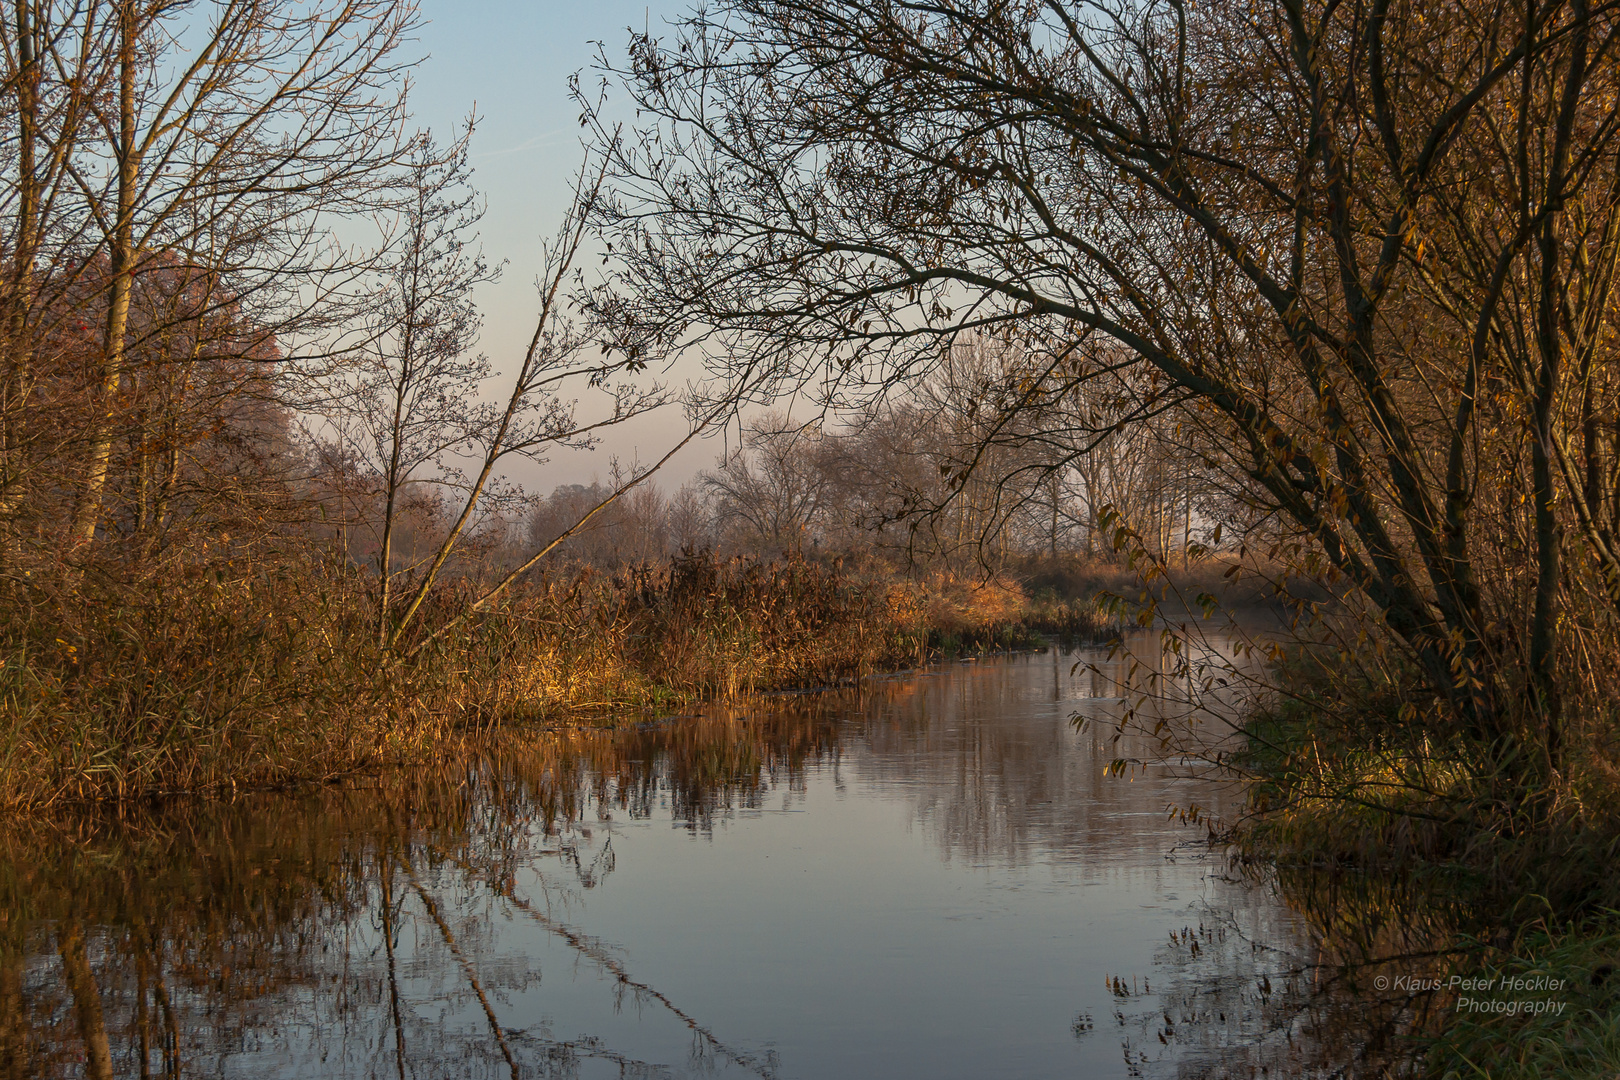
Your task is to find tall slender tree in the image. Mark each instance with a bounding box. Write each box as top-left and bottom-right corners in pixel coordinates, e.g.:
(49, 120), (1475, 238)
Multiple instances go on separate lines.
(325, 125), (499, 643)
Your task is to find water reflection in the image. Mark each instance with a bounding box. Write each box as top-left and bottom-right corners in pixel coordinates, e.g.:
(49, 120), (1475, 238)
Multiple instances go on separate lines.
(2, 636), (1312, 1079)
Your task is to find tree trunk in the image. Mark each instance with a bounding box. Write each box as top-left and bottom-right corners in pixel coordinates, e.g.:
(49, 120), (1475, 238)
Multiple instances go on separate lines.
(0, 0), (39, 566)
(70, 0), (137, 547)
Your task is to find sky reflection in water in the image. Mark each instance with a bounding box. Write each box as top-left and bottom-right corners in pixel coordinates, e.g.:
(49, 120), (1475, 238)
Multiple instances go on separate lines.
(2, 636), (1314, 1079)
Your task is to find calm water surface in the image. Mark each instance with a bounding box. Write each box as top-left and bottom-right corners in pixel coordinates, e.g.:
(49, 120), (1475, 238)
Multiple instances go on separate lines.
(2, 635), (1314, 1079)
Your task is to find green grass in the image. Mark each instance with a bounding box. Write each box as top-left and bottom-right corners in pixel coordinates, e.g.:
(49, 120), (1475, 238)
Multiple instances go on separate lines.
(1426, 921), (1620, 1080)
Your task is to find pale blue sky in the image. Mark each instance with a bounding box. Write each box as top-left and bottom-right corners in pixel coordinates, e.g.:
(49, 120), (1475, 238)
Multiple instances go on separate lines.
(409, 1), (707, 490)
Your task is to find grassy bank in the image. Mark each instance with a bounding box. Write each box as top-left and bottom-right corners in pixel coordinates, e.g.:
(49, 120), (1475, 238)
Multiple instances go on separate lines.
(0, 549), (1112, 813)
(1230, 654), (1620, 1078)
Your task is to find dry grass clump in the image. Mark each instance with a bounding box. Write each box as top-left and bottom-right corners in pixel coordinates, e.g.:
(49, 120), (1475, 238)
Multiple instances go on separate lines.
(8, 548), (1065, 811)
(619, 551), (931, 694)
(0, 552), (448, 812)
(453, 551), (934, 717)
(912, 568), (1027, 629)
(893, 567), (1112, 655)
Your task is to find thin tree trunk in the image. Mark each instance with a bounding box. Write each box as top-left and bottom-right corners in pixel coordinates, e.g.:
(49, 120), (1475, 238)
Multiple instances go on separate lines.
(1527, 0), (1592, 771)
(1049, 472), (1059, 558)
(135, 412), (151, 534)
(376, 377), (410, 647)
(1532, 253), (1565, 767)
(376, 231), (424, 646)
(71, 0), (137, 547)
(1182, 481), (1192, 572)
(0, 0), (39, 566)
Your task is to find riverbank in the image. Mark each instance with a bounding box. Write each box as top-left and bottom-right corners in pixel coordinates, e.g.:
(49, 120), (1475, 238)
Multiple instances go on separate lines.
(0, 549), (1111, 813)
(1230, 652), (1620, 1078)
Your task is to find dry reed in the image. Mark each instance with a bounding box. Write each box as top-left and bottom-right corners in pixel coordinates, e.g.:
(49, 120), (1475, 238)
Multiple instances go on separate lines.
(0, 548), (1109, 812)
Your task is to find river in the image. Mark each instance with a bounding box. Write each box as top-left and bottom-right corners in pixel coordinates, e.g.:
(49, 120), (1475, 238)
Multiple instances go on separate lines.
(1, 634), (1316, 1079)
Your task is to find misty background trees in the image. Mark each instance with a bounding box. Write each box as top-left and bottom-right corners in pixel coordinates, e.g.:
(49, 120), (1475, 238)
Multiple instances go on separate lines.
(511, 330), (1225, 581)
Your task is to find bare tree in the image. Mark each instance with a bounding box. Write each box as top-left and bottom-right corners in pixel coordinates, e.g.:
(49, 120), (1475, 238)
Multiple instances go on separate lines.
(702, 411), (835, 554)
(584, 0), (1620, 771)
(323, 124), (500, 644)
(375, 154), (687, 653)
(57, 0), (416, 548)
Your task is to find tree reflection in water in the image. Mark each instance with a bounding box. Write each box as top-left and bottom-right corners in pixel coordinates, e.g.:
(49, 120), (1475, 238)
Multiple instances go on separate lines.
(1, 639), (1318, 1080)
(0, 697), (851, 1079)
